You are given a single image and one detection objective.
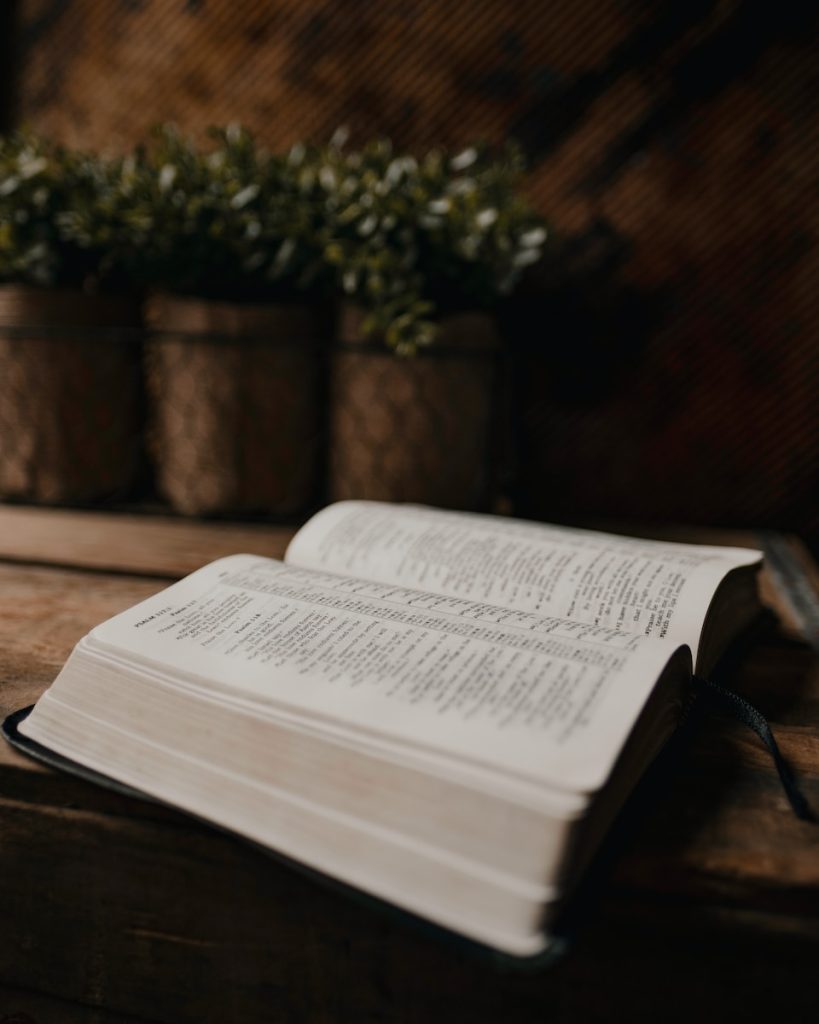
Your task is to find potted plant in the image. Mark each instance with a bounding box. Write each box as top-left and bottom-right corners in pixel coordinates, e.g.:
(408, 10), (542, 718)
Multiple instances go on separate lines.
(320, 138), (547, 509)
(0, 131), (144, 503)
(140, 125), (328, 516)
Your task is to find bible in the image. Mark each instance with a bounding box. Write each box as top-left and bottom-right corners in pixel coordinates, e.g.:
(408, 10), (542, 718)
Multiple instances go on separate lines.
(10, 501), (763, 956)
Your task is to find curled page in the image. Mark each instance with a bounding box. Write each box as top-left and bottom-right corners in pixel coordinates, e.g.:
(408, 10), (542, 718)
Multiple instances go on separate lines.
(287, 502), (761, 661)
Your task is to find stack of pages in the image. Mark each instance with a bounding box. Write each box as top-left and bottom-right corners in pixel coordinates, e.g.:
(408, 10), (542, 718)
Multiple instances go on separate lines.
(17, 501), (762, 955)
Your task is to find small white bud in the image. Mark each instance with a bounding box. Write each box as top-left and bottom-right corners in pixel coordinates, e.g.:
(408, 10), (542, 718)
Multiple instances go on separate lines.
(520, 226), (547, 247)
(18, 156), (48, 179)
(230, 184), (260, 209)
(449, 177), (476, 195)
(159, 164), (177, 192)
(450, 147), (478, 171)
(513, 248), (542, 268)
(272, 237), (296, 272)
(330, 125), (350, 149)
(385, 159), (405, 187)
(288, 141), (306, 166)
(319, 166), (337, 190)
(475, 208), (498, 229)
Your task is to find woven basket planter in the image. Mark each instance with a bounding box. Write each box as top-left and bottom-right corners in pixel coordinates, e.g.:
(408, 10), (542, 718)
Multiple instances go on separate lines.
(329, 305), (501, 509)
(0, 285), (142, 503)
(146, 294), (323, 516)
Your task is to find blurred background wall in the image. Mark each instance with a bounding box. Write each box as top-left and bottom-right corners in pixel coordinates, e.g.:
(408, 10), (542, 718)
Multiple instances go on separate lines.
(4, 0), (818, 541)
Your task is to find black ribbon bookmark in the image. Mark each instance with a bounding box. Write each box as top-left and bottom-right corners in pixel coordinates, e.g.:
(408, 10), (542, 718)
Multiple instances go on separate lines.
(691, 675), (814, 822)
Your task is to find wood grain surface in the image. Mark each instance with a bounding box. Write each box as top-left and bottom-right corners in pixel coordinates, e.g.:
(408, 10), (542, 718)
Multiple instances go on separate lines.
(0, 506), (817, 1022)
(0, 505), (292, 577)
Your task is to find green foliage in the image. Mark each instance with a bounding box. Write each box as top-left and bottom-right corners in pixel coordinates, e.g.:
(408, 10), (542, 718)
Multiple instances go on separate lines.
(132, 124), (328, 302)
(0, 130), (144, 291)
(318, 137), (548, 354)
(0, 126), (548, 348)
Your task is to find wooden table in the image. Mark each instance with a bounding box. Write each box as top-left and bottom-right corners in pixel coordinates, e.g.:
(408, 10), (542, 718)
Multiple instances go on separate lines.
(0, 506), (817, 1023)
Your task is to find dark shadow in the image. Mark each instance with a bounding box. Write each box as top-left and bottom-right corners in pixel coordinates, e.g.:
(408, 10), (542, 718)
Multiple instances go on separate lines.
(502, 220), (670, 405)
(0, 1), (20, 132)
(512, 2), (819, 193)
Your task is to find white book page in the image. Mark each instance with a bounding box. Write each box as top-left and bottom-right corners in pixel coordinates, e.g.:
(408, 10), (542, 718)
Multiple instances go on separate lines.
(286, 502), (761, 660)
(47, 554), (687, 794)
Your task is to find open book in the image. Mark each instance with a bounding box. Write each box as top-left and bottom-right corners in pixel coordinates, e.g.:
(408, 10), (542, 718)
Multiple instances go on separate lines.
(14, 501), (763, 956)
